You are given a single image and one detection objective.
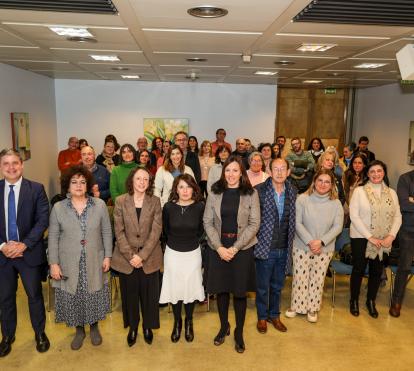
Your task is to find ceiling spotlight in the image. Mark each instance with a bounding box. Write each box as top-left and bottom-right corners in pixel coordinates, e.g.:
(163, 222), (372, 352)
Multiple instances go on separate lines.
(303, 80), (322, 84)
(67, 36), (97, 43)
(187, 6), (228, 18)
(327, 72), (344, 77)
(112, 66), (129, 71)
(186, 72), (199, 81)
(274, 60), (295, 66)
(186, 57), (208, 62)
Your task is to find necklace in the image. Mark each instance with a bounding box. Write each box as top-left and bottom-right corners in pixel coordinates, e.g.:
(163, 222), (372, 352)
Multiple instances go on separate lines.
(203, 155), (210, 170)
(180, 205), (189, 215)
(177, 201), (193, 215)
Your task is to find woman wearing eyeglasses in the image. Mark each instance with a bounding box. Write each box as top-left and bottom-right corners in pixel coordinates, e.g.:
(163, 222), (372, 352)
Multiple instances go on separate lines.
(285, 169), (343, 323)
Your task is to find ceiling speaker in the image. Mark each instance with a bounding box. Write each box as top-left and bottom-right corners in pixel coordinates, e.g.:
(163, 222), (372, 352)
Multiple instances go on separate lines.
(396, 44), (414, 80)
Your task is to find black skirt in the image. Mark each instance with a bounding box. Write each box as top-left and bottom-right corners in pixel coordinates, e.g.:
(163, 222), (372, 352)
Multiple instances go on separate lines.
(206, 241), (256, 296)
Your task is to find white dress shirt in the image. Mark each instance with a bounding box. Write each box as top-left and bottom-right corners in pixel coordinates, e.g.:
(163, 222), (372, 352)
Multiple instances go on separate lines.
(0, 176), (22, 250)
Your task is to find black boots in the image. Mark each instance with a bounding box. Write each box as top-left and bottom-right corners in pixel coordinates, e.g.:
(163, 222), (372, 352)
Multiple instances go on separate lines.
(184, 318), (194, 342)
(171, 319), (182, 343)
(349, 300), (359, 316)
(366, 300), (379, 318)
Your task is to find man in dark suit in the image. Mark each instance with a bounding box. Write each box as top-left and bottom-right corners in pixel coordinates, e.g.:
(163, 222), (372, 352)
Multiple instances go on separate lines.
(0, 148), (50, 357)
(174, 131), (201, 183)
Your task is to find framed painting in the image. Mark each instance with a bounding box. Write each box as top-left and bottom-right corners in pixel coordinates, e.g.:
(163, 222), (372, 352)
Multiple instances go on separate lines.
(11, 112), (31, 161)
(143, 118), (189, 144)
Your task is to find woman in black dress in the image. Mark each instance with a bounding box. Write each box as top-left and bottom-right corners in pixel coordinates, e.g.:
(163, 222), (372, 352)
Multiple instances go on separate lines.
(203, 155), (260, 353)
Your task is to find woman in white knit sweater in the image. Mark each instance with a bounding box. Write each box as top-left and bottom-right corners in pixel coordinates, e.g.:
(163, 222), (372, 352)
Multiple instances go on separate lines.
(154, 145), (194, 207)
(285, 169), (344, 323)
(349, 160), (401, 318)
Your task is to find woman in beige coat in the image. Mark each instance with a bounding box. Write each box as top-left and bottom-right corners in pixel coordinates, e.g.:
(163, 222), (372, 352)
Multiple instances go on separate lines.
(112, 167), (163, 347)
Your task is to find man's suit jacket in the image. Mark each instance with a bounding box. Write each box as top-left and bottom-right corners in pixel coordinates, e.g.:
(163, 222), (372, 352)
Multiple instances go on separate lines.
(185, 151), (201, 183)
(0, 178), (49, 267)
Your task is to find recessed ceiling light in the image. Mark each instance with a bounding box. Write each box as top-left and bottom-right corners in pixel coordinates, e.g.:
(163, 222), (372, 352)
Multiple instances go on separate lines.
(122, 75), (140, 79)
(67, 36), (97, 43)
(186, 58), (208, 62)
(297, 43), (337, 52)
(142, 28), (261, 35)
(354, 63), (387, 69)
(255, 71), (278, 76)
(49, 27), (93, 38)
(90, 55), (120, 62)
(303, 80), (322, 84)
(187, 6), (228, 18)
(112, 66), (129, 71)
(274, 60), (295, 66)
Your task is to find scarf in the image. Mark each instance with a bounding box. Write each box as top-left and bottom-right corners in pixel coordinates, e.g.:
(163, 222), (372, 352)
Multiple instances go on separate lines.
(364, 182), (395, 261)
(100, 151), (116, 173)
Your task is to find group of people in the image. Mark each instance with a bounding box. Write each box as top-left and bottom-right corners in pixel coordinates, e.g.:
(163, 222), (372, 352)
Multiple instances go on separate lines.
(0, 129), (412, 358)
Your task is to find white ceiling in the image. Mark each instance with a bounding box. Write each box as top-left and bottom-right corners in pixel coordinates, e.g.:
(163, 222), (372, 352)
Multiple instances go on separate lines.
(0, 0), (412, 88)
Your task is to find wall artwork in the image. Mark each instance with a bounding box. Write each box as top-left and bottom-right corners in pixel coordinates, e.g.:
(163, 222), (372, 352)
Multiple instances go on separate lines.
(11, 112), (31, 161)
(409, 121), (414, 165)
(143, 118), (189, 143)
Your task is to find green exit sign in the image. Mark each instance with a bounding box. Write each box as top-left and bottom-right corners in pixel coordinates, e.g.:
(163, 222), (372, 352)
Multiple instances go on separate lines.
(324, 88), (337, 94)
(401, 80), (414, 85)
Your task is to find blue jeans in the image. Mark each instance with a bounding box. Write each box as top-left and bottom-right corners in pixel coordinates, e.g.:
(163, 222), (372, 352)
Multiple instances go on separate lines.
(255, 248), (288, 320)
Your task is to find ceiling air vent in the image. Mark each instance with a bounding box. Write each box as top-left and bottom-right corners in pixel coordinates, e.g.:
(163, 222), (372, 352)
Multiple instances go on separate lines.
(293, 0), (414, 27)
(0, 0), (118, 14)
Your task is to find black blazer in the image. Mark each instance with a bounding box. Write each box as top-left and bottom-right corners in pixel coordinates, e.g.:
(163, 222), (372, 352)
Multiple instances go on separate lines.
(185, 151), (201, 183)
(0, 178), (49, 267)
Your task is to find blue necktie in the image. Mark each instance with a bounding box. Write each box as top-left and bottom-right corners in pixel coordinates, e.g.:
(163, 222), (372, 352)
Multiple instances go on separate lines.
(8, 185), (18, 241)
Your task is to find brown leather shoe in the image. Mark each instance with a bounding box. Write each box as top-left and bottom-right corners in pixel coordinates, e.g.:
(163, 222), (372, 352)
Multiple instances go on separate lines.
(256, 320), (267, 334)
(267, 317), (287, 332)
(389, 303), (401, 318)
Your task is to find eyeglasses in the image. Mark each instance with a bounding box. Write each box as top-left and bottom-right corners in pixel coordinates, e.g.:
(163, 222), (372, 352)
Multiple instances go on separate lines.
(272, 167), (287, 173)
(316, 179), (332, 185)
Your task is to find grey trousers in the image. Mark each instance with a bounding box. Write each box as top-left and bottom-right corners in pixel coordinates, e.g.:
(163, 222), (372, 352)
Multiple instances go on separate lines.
(392, 230), (414, 304)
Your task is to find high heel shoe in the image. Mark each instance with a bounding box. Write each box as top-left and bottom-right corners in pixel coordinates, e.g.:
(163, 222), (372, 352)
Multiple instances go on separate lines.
(184, 318), (194, 342)
(366, 300), (378, 318)
(171, 319), (182, 343)
(127, 328), (138, 347)
(234, 329), (245, 354)
(349, 300), (359, 317)
(213, 323), (230, 346)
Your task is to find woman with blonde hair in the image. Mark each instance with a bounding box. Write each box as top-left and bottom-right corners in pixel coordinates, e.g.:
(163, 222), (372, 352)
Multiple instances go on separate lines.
(198, 140), (215, 197)
(285, 169), (343, 323)
(316, 150), (346, 205)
